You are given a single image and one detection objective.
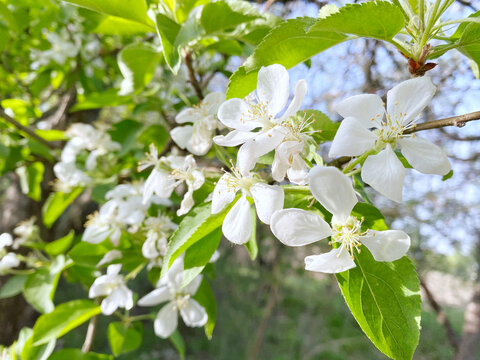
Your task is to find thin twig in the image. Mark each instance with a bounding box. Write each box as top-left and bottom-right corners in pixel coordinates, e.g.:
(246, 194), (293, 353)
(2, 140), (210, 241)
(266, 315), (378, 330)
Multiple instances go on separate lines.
(404, 110), (480, 134)
(185, 52), (204, 100)
(81, 315), (98, 353)
(263, 0), (276, 12)
(419, 275), (459, 352)
(0, 106), (58, 149)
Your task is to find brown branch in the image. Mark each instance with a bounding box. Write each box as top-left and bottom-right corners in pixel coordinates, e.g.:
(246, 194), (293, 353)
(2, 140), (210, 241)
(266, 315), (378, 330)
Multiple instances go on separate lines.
(419, 275), (459, 352)
(263, 0), (276, 12)
(81, 315), (98, 353)
(0, 106), (58, 150)
(404, 111), (480, 134)
(185, 52), (204, 100)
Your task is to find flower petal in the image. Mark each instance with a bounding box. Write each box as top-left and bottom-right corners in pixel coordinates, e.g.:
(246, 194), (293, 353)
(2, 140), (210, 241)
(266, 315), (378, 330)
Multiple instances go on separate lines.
(360, 230), (410, 262)
(361, 145), (406, 202)
(211, 174), (237, 214)
(328, 117), (377, 158)
(222, 196), (252, 245)
(309, 166), (358, 222)
(175, 108), (200, 124)
(257, 64), (289, 116)
(143, 169), (175, 204)
(272, 140), (303, 182)
(305, 248), (356, 273)
(387, 77), (436, 125)
(237, 127), (286, 175)
(250, 183), (284, 225)
(287, 154), (309, 185)
(138, 285), (172, 306)
(180, 299), (208, 327)
(0, 233), (13, 248)
(190, 121), (213, 155)
(203, 92), (225, 115)
(397, 136), (451, 175)
(270, 209), (331, 247)
(183, 274), (203, 296)
(170, 125), (193, 150)
(217, 98), (260, 131)
(333, 94), (384, 128)
(280, 79), (307, 121)
(101, 294), (119, 315)
(154, 302), (178, 338)
(213, 130), (256, 147)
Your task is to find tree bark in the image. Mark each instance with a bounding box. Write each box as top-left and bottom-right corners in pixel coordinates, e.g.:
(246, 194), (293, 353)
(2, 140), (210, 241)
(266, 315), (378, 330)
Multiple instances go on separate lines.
(0, 174), (38, 345)
(455, 237), (480, 360)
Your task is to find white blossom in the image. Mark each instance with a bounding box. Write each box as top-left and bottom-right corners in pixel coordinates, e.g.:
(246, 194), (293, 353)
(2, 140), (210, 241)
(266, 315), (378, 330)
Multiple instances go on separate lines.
(89, 264), (134, 315)
(83, 183), (152, 246)
(171, 92), (225, 155)
(97, 250), (123, 267)
(270, 167), (410, 273)
(140, 145), (205, 216)
(142, 215), (177, 262)
(329, 77), (451, 202)
(214, 64), (307, 176)
(30, 31), (78, 69)
(54, 123), (120, 190)
(138, 257), (207, 338)
(0, 234), (19, 275)
(212, 167), (284, 244)
(0, 253), (20, 275)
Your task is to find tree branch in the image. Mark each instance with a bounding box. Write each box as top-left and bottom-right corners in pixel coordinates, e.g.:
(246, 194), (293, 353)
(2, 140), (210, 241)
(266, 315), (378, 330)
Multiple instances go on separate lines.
(185, 52), (204, 100)
(404, 111), (480, 134)
(0, 106), (58, 150)
(81, 315), (98, 353)
(419, 275), (459, 352)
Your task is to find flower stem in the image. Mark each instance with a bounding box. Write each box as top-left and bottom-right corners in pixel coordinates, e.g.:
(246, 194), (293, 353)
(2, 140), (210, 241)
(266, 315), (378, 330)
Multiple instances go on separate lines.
(342, 149), (376, 174)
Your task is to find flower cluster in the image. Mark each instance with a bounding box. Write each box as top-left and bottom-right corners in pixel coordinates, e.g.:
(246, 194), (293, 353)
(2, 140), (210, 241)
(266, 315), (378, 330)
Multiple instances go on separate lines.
(66, 62), (452, 344)
(54, 123), (120, 191)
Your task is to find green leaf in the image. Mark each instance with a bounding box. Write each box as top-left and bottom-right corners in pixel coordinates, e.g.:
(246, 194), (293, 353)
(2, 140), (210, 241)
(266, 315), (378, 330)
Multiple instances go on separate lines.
(0, 2), (20, 33)
(336, 251), (421, 359)
(107, 322), (143, 356)
(42, 187), (83, 228)
(169, 331), (186, 360)
(155, 13), (181, 72)
(21, 336), (55, 360)
(93, 15), (153, 35)
(32, 300), (101, 346)
(137, 124), (169, 153)
(351, 202), (388, 231)
(176, 0), (210, 23)
(182, 228), (222, 288)
(309, 1), (405, 40)
(23, 256), (66, 314)
(226, 17), (346, 98)
(16, 162), (44, 201)
(455, 21), (480, 78)
(193, 278), (217, 339)
(442, 169), (454, 181)
(118, 43), (162, 94)
(161, 201), (232, 277)
(45, 231), (75, 256)
(69, 241), (110, 267)
(108, 119), (143, 155)
(244, 207), (258, 260)
(200, 0), (260, 34)
(71, 89), (131, 112)
(300, 109), (340, 142)
(0, 274), (27, 299)
(49, 349), (113, 360)
(62, 0), (154, 28)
